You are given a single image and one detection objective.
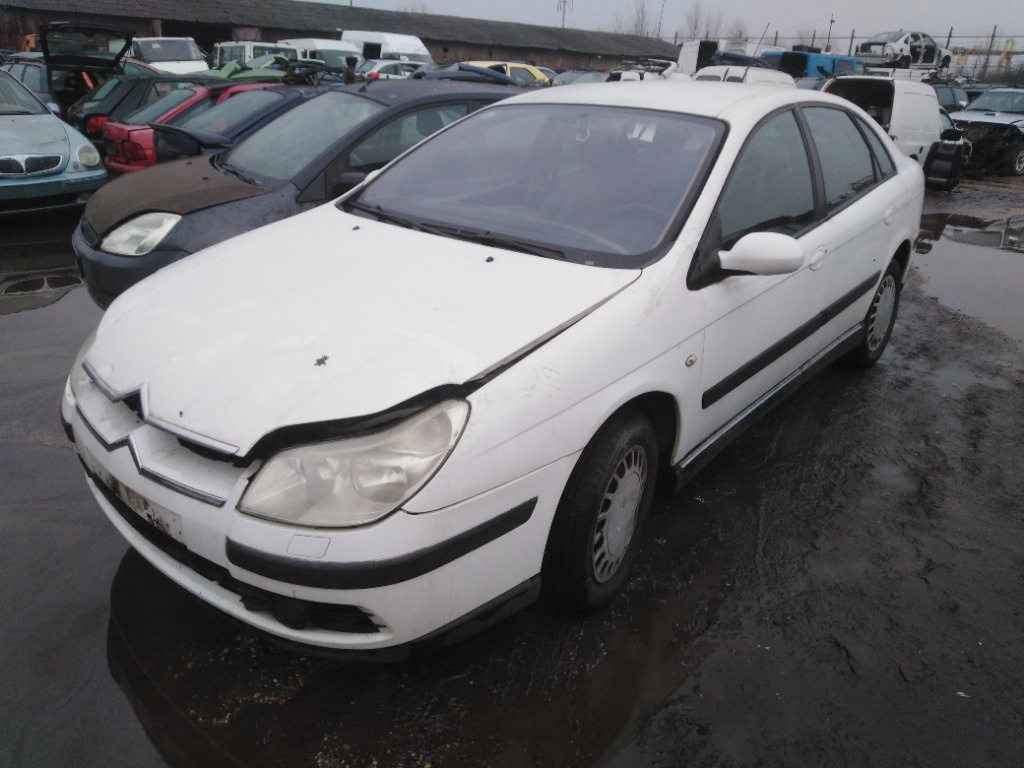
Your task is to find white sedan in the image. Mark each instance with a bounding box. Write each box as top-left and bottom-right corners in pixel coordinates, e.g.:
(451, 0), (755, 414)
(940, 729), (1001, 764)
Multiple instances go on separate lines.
(62, 80), (924, 657)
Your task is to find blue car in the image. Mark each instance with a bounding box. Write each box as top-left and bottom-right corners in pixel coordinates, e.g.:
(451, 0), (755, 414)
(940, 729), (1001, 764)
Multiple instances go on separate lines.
(0, 70), (107, 214)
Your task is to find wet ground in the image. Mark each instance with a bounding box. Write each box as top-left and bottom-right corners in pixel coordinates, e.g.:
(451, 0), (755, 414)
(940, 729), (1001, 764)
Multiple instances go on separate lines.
(1, 179), (1022, 768)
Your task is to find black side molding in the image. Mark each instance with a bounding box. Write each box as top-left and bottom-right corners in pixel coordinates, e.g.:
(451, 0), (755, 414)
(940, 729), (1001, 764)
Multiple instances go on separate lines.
(702, 272), (878, 409)
(226, 498), (538, 590)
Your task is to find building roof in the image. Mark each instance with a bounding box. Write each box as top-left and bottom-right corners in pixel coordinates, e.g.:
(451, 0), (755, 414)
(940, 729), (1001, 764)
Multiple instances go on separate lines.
(7, 0), (681, 59)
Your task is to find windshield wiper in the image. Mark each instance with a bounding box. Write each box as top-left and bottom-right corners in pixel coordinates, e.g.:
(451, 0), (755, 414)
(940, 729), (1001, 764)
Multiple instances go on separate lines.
(215, 157), (258, 185)
(344, 200), (420, 229)
(0, 109), (34, 115)
(418, 223), (567, 260)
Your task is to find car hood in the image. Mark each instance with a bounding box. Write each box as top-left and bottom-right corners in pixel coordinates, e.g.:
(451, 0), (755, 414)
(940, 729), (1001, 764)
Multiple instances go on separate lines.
(84, 155), (268, 234)
(0, 114), (69, 155)
(87, 203), (640, 455)
(949, 110), (1024, 127)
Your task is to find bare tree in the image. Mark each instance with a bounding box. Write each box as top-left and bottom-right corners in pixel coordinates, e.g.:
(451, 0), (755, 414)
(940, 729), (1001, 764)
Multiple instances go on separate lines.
(726, 18), (748, 39)
(680, 0), (723, 40)
(613, 0), (657, 37)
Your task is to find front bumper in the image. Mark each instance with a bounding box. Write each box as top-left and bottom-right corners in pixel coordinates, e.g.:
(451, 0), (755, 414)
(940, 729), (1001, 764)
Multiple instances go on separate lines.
(0, 170), (106, 214)
(62, 377), (573, 655)
(72, 218), (189, 309)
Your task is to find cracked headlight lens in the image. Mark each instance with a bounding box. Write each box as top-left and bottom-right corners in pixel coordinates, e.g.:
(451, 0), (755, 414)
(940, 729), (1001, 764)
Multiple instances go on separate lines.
(240, 399), (470, 528)
(101, 212), (181, 256)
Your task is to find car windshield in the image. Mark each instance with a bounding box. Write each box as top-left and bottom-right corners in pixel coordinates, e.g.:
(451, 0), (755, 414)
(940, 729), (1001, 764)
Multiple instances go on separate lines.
(963, 91), (1024, 114)
(179, 87), (281, 133)
(121, 86), (196, 124)
(221, 89), (386, 182)
(137, 39), (205, 63)
(0, 72), (46, 114)
(345, 103), (723, 268)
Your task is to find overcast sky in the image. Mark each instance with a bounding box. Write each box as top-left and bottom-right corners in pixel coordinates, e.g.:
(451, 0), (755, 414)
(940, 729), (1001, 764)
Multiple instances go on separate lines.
(323, 0), (1023, 47)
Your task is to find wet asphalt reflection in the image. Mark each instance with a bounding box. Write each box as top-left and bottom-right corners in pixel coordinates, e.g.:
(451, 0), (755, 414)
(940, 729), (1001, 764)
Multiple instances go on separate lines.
(1, 191), (1022, 767)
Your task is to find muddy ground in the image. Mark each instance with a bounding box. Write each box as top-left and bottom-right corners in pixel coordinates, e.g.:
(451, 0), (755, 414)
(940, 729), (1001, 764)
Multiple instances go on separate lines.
(0, 179), (1021, 768)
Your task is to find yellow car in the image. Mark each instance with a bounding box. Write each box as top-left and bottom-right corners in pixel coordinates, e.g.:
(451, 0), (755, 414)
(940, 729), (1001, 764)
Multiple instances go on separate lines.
(465, 60), (551, 86)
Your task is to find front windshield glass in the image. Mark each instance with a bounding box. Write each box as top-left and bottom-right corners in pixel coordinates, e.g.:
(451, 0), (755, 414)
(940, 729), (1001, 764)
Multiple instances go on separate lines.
(345, 103), (723, 267)
(138, 39), (205, 63)
(222, 89), (385, 183)
(0, 73), (46, 114)
(964, 90), (1024, 114)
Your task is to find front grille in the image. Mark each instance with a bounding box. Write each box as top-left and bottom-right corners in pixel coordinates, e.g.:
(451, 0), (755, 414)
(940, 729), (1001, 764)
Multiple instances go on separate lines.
(90, 466), (381, 635)
(0, 153), (64, 176)
(25, 154), (61, 173)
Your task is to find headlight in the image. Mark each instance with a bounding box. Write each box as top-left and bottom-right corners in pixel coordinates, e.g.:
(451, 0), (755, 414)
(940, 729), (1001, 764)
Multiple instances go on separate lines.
(101, 212), (182, 256)
(77, 143), (101, 168)
(239, 399), (470, 528)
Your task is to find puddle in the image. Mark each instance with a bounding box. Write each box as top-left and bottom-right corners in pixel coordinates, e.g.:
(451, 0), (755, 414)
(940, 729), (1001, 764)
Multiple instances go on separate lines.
(914, 214), (1024, 344)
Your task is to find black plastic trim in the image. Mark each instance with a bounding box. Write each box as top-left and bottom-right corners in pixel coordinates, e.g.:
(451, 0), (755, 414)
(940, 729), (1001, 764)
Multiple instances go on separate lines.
(226, 497), (538, 590)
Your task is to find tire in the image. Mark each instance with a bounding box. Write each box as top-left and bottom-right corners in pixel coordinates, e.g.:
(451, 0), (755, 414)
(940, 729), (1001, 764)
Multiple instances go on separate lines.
(1002, 141), (1024, 177)
(847, 260), (902, 367)
(542, 410), (658, 611)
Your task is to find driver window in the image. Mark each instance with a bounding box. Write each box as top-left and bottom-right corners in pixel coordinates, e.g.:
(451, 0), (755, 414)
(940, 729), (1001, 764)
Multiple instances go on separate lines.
(348, 104), (468, 173)
(717, 109), (816, 250)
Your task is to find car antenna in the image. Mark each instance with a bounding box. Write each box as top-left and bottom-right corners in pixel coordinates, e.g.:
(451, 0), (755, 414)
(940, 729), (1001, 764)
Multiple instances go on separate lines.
(744, 23), (770, 83)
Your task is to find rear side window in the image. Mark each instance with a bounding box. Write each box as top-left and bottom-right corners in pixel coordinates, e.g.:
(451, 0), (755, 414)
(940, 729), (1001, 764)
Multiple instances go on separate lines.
(855, 115), (896, 178)
(717, 109), (816, 248)
(802, 106), (879, 211)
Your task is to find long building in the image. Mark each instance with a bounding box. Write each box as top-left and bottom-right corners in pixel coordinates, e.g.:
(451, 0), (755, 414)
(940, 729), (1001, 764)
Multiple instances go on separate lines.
(1, 0), (681, 71)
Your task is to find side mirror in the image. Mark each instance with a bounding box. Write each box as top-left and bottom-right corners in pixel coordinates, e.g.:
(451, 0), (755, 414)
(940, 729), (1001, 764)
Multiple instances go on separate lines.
(940, 127), (962, 142)
(46, 100), (60, 115)
(719, 232), (805, 276)
(331, 170), (368, 197)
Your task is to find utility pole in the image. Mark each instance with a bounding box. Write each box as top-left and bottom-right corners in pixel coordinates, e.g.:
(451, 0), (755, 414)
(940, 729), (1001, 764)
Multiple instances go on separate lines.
(557, 0), (573, 29)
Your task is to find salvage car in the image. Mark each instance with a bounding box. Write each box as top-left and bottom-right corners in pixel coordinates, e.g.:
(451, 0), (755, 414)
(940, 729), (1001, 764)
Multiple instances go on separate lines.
(74, 80), (516, 307)
(0, 23), (134, 118)
(0, 70), (106, 214)
(856, 30), (952, 69)
(102, 81), (281, 174)
(948, 88), (1024, 176)
(63, 80), (924, 657)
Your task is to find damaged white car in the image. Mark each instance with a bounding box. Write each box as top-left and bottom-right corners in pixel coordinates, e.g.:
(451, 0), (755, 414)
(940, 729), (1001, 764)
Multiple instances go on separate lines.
(63, 80), (924, 657)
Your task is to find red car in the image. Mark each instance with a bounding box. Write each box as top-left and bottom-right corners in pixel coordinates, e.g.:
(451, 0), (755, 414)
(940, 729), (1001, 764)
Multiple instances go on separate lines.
(102, 81), (278, 175)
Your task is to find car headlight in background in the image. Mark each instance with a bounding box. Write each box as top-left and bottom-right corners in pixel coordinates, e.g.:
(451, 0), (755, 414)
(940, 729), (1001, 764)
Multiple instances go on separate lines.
(101, 212), (182, 256)
(240, 399), (471, 528)
(76, 143), (101, 168)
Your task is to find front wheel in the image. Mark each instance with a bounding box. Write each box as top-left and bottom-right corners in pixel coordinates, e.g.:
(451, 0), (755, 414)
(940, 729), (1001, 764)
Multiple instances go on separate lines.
(542, 411), (658, 611)
(847, 260), (902, 367)
(1002, 141), (1024, 177)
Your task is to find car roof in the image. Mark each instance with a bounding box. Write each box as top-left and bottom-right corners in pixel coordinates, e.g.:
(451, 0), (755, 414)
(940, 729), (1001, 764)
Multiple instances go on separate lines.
(345, 78), (521, 105)
(499, 78), (838, 120)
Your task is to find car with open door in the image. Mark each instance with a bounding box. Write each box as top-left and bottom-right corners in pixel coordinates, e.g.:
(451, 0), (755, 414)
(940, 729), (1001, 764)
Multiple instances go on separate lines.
(63, 80), (924, 658)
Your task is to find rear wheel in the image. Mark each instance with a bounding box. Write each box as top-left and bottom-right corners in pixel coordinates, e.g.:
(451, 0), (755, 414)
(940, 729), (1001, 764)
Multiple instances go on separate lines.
(542, 411), (658, 611)
(1002, 141), (1024, 176)
(847, 260), (902, 367)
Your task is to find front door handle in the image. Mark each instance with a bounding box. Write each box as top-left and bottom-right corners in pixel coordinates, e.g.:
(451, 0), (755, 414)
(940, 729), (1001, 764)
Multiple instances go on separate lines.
(809, 246), (828, 271)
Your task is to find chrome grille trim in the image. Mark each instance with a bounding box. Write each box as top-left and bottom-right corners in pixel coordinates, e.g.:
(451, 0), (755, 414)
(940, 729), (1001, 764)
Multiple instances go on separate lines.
(0, 153), (64, 176)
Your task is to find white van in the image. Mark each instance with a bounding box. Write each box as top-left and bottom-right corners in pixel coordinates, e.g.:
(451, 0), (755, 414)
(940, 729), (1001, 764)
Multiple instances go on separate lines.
(276, 38), (363, 69)
(692, 65), (795, 87)
(124, 37), (209, 73)
(340, 30), (432, 64)
(212, 41), (300, 68)
(822, 76), (940, 162)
